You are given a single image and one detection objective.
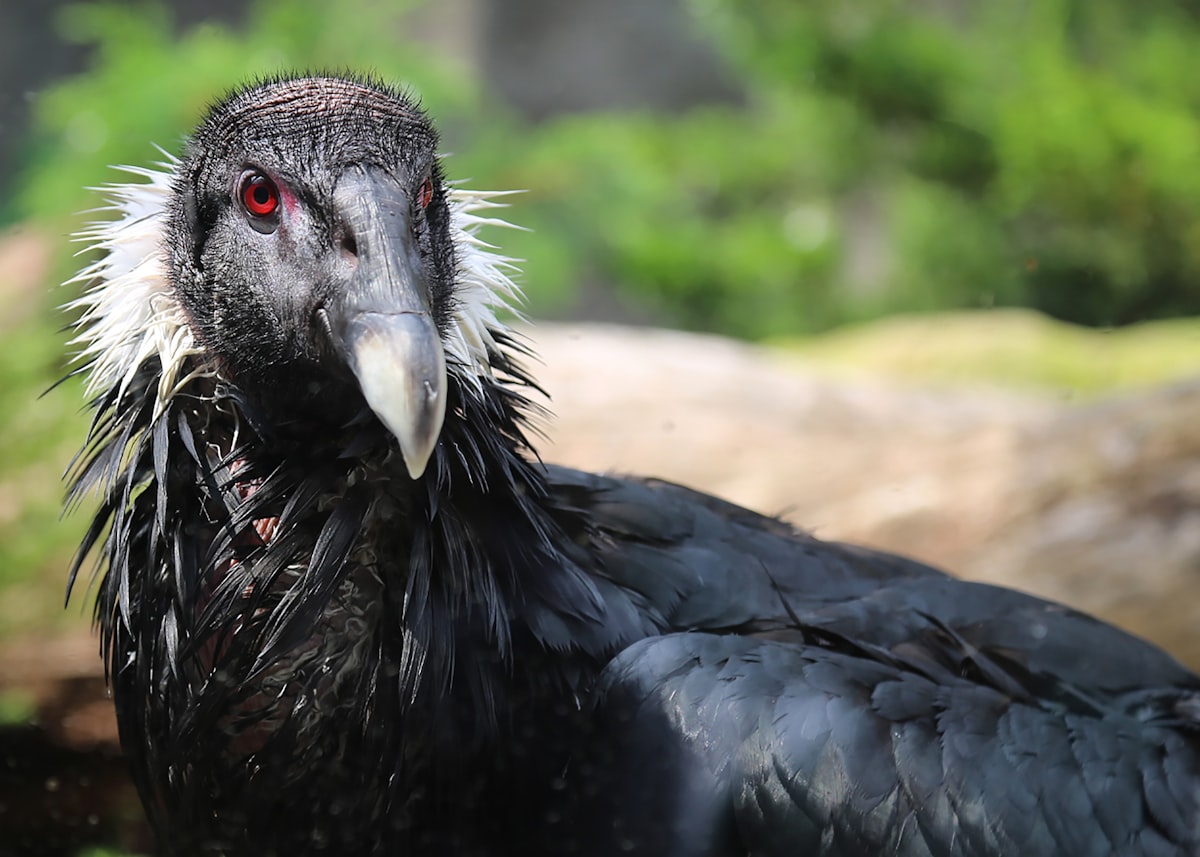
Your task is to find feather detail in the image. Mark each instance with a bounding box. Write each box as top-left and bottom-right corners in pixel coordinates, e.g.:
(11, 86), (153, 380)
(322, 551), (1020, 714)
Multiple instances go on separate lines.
(443, 186), (529, 389)
(65, 158), (208, 416)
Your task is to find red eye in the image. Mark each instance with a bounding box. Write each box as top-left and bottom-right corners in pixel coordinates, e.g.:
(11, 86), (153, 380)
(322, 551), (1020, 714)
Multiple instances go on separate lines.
(418, 177), (433, 209)
(241, 174), (279, 217)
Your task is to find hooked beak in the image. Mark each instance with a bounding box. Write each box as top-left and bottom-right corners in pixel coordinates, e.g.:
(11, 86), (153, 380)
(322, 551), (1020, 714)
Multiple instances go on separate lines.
(329, 166), (446, 479)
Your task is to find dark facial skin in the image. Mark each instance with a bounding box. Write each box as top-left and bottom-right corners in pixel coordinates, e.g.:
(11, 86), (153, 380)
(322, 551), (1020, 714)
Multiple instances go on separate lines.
(165, 76), (457, 438)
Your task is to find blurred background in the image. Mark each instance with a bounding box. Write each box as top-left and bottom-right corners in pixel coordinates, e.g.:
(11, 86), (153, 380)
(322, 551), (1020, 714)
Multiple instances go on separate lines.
(2, 0), (1200, 853)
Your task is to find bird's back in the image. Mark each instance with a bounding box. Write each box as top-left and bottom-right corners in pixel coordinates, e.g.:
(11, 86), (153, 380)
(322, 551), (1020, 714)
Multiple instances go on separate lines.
(535, 467), (1200, 856)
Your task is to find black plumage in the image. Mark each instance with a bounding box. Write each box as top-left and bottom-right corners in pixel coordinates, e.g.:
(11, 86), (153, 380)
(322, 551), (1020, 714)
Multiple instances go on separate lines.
(65, 74), (1200, 856)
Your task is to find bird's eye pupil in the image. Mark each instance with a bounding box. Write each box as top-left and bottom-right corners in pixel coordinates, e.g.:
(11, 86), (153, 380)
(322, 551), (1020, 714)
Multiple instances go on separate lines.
(418, 178), (433, 209)
(241, 174), (279, 217)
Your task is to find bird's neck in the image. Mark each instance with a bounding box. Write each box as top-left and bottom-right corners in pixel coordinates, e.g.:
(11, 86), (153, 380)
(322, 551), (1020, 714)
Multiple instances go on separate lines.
(76, 340), (535, 607)
(227, 358), (567, 662)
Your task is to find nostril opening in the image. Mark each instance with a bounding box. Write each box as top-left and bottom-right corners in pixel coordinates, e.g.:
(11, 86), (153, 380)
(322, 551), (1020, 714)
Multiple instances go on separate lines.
(331, 226), (358, 306)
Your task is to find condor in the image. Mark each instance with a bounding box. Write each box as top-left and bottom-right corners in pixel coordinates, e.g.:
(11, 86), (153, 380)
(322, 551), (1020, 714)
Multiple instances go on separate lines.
(66, 74), (1200, 856)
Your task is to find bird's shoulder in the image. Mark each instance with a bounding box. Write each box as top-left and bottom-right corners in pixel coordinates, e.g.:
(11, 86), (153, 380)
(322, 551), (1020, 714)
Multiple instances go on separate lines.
(533, 466), (1200, 854)
(541, 464), (1200, 699)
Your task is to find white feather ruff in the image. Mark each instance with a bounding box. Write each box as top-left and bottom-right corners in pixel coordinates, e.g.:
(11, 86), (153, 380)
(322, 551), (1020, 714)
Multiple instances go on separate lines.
(66, 158), (204, 414)
(443, 186), (528, 389)
(66, 157), (526, 411)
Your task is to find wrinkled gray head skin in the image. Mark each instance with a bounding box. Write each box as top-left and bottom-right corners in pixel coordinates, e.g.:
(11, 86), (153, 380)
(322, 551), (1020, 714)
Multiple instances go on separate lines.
(167, 75), (457, 474)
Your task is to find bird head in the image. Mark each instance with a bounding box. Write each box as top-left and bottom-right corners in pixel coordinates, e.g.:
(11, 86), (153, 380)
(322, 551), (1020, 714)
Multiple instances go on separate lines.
(72, 75), (523, 480)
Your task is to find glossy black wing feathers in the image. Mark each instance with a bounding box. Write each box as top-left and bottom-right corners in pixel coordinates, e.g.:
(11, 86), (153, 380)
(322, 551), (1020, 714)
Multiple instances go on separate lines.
(541, 467), (1200, 857)
(587, 632), (1200, 856)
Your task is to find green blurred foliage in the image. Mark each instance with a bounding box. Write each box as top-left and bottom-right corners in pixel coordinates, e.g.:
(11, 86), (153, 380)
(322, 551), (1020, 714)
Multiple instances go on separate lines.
(0, 319), (89, 640)
(687, 0), (1200, 329)
(12, 0), (1200, 335)
(455, 96), (860, 336)
(777, 309), (1200, 398)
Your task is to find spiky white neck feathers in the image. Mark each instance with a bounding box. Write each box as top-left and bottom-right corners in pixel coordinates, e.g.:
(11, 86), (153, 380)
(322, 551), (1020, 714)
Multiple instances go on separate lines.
(68, 156), (526, 417)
